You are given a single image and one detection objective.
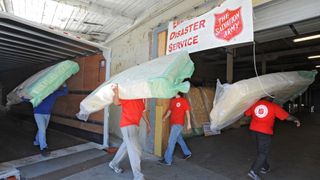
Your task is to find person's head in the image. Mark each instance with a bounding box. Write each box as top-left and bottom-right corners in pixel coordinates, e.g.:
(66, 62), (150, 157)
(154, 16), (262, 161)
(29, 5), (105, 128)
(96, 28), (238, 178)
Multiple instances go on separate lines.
(176, 92), (184, 98)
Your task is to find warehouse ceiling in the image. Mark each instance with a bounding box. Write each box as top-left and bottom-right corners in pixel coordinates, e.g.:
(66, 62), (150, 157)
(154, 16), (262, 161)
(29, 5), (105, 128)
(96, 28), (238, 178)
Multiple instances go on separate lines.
(0, 0), (181, 43)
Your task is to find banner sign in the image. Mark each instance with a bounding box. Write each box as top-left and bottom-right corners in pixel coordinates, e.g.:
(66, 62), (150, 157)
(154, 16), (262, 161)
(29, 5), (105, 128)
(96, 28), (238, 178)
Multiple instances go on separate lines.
(166, 0), (253, 55)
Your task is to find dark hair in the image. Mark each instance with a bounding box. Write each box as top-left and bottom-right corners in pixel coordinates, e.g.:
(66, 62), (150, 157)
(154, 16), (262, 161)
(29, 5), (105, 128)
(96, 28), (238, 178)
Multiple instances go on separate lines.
(177, 92), (184, 97)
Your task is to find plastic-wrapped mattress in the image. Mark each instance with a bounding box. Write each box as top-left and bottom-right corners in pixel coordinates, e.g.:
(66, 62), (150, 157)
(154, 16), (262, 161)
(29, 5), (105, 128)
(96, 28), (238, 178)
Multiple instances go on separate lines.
(77, 51), (194, 121)
(210, 70), (317, 131)
(6, 60), (79, 107)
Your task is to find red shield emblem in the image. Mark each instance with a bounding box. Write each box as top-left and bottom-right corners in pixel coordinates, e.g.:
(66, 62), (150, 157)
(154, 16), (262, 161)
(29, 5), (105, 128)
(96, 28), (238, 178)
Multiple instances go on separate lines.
(214, 7), (243, 41)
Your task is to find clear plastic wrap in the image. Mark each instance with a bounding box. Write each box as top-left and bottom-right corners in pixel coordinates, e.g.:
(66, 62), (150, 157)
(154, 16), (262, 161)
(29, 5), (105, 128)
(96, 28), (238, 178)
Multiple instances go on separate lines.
(77, 51), (194, 121)
(210, 70), (317, 131)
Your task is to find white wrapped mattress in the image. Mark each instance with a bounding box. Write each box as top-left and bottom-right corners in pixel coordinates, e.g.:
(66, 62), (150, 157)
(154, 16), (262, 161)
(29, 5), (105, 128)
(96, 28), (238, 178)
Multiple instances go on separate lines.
(210, 70), (317, 131)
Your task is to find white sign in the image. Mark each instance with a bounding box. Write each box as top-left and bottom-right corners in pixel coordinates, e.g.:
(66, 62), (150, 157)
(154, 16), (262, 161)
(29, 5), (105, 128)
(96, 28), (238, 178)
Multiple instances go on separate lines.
(166, 0), (253, 55)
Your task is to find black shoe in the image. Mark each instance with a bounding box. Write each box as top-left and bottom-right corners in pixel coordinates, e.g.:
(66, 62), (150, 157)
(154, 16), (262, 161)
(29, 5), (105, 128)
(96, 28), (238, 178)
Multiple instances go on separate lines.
(40, 149), (51, 157)
(260, 167), (271, 174)
(183, 154), (192, 160)
(158, 159), (171, 166)
(248, 170), (261, 180)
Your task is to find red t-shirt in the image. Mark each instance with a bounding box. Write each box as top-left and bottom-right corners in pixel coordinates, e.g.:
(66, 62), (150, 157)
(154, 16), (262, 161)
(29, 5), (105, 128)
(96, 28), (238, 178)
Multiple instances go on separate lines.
(245, 100), (289, 135)
(169, 97), (190, 126)
(119, 99), (145, 128)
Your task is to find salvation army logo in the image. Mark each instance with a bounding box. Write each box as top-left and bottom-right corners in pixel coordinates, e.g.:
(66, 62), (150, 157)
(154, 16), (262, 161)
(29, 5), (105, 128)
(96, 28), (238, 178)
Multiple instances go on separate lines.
(176, 102), (181, 108)
(214, 7), (243, 41)
(254, 105), (268, 118)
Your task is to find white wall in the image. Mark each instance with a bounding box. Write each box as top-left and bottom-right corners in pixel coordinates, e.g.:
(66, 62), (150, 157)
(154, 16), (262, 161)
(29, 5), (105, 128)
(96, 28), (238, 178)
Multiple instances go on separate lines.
(105, 0), (218, 75)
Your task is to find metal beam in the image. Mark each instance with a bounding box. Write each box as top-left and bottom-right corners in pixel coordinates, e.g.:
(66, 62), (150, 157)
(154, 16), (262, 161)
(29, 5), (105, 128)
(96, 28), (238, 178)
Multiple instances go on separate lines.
(254, 0), (320, 32)
(0, 46), (56, 61)
(208, 45), (320, 65)
(0, 49), (53, 62)
(0, 37), (76, 56)
(0, 22), (96, 53)
(0, 30), (84, 55)
(236, 61), (320, 71)
(0, 58), (36, 65)
(0, 42), (67, 59)
(1, 54), (43, 63)
(55, 0), (134, 24)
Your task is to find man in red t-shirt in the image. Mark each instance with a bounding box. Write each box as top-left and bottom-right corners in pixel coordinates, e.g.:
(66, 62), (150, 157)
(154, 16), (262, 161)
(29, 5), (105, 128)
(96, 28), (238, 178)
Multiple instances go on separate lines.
(159, 92), (192, 165)
(245, 97), (300, 180)
(108, 84), (151, 180)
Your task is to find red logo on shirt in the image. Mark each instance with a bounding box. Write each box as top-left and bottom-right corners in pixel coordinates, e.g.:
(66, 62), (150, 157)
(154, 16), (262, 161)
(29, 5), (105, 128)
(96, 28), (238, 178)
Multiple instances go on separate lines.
(214, 7), (243, 41)
(176, 102), (181, 108)
(254, 105), (268, 118)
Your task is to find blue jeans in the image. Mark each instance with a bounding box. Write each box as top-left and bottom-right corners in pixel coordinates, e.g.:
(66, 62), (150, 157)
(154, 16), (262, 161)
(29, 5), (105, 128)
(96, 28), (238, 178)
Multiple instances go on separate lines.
(164, 124), (191, 164)
(34, 114), (51, 150)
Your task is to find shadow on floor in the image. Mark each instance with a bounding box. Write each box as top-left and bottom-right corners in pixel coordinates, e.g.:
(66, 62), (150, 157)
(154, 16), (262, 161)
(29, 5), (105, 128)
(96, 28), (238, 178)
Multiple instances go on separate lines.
(0, 114), (87, 163)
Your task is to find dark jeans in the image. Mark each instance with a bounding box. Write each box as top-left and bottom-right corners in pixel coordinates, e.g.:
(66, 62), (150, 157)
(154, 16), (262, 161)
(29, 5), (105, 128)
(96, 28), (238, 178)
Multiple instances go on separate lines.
(251, 131), (272, 173)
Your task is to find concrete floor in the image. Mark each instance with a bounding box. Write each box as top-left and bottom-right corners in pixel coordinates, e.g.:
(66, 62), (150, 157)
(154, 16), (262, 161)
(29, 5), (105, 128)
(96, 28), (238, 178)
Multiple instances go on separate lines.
(186, 113), (320, 180)
(1, 112), (319, 179)
(63, 113), (320, 180)
(0, 114), (87, 163)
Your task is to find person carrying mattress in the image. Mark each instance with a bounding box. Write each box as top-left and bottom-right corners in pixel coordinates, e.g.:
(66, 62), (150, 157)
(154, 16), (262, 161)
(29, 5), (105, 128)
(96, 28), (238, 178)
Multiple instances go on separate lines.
(245, 96), (301, 180)
(24, 83), (68, 157)
(159, 92), (192, 166)
(108, 84), (151, 180)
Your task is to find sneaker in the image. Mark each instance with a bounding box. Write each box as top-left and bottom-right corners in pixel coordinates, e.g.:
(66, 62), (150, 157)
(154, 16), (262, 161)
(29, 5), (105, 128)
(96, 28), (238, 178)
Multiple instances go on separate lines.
(248, 170), (261, 180)
(158, 159), (171, 166)
(108, 162), (124, 174)
(183, 154), (192, 160)
(260, 167), (271, 174)
(40, 149), (50, 157)
(33, 141), (39, 146)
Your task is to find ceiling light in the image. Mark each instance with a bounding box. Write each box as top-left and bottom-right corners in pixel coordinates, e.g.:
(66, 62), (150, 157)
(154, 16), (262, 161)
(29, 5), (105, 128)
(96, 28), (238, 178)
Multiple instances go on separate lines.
(293, 34), (320, 42)
(316, 65), (320, 68)
(308, 55), (320, 59)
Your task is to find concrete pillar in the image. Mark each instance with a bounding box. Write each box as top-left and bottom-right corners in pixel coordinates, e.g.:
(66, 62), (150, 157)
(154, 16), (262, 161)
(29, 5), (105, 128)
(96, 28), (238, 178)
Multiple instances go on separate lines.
(226, 48), (234, 83)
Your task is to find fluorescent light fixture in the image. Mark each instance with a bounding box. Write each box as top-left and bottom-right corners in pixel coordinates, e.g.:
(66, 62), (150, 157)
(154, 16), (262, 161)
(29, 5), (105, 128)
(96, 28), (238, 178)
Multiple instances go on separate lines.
(293, 34), (320, 42)
(316, 65), (320, 68)
(308, 55), (320, 59)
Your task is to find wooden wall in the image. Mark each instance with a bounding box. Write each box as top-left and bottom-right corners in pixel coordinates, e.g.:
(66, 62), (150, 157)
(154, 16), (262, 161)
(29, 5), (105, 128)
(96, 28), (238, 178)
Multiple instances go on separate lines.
(50, 54), (106, 143)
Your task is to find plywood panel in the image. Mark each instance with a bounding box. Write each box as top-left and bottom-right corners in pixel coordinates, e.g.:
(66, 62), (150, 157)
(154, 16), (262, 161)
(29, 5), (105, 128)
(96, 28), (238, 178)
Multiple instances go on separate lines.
(83, 54), (106, 91)
(157, 31), (167, 57)
(186, 87), (209, 129)
(51, 116), (103, 134)
(154, 30), (170, 156)
(66, 57), (85, 90)
(52, 94), (103, 122)
(199, 87), (215, 114)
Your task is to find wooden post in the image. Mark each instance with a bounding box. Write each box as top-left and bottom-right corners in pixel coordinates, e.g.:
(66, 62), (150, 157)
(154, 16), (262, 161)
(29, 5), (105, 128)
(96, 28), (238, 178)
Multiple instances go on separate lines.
(226, 48), (234, 83)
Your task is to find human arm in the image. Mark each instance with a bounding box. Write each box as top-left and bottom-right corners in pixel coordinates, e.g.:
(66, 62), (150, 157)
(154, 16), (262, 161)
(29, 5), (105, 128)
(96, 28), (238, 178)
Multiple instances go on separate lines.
(55, 83), (68, 96)
(142, 110), (151, 134)
(162, 110), (171, 122)
(186, 110), (191, 130)
(286, 114), (301, 127)
(111, 84), (120, 106)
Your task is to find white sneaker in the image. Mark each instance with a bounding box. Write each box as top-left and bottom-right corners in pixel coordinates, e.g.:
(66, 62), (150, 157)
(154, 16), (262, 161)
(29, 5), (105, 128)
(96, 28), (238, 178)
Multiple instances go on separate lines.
(248, 170), (261, 180)
(108, 162), (124, 174)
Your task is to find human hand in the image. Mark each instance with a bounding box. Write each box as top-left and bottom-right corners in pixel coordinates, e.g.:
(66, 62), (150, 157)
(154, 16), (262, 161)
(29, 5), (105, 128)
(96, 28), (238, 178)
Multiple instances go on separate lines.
(147, 124), (151, 134)
(187, 123), (192, 130)
(111, 84), (118, 94)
